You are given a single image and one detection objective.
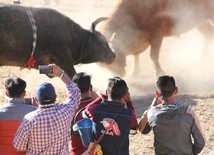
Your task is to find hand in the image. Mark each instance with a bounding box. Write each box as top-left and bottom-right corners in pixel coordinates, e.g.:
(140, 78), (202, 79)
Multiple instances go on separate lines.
(47, 64), (64, 77)
(151, 96), (162, 106)
(96, 91), (107, 101)
(124, 91), (131, 103)
(32, 97), (39, 108)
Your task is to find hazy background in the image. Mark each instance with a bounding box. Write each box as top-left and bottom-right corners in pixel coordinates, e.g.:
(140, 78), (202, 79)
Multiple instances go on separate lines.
(1, 0), (214, 98)
(0, 1), (214, 154)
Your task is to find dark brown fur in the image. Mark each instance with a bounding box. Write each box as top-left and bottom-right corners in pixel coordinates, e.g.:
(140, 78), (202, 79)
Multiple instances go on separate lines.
(0, 4), (115, 78)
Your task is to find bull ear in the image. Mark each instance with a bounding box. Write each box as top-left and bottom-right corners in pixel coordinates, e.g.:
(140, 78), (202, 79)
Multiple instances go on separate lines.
(91, 17), (108, 33)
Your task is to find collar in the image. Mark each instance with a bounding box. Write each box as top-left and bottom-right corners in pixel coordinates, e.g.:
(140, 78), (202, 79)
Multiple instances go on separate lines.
(81, 97), (93, 103)
(102, 100), (126, 108)
(8, 98), (26, 104)
(39, 103), (56, 109)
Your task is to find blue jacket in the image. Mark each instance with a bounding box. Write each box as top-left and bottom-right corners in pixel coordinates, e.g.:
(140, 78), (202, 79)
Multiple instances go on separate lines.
(93, 100), (132, 155)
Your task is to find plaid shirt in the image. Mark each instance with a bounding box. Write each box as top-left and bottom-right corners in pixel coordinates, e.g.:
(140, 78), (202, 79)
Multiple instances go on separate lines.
(13, 83), (81, 155)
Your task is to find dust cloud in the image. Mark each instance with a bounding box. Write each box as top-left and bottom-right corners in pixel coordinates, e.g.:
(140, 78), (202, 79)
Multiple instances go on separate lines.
(1, 0), (214, 98)
(53, 0), (214, 97)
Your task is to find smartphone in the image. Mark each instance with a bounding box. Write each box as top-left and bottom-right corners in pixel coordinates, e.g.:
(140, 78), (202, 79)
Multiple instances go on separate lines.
(38, 65), (53, 74)
(24, 98), (32, 105)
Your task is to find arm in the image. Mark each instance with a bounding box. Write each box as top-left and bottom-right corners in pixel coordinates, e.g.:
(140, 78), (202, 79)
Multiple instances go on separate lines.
(83, 93), (107, 118)
(128, 101), (138, 130)
(125, 92), (138, 130)
(138, 96), (160, 134)
(187, 107), (205, 154)
(83, 96), (104, 118)
(138, 110), (152, 134)
(48, 64), (81, 110)
(48, 63), (72, 85)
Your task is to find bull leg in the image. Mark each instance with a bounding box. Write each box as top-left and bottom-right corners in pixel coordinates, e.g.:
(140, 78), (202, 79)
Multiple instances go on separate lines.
(150, 36), (164, 76)
(55, 57), (76, 79)
(57, 61), (76, 79)
(47, 47), (76, 79)
(131, 53), (140, 76)
(197, 20), (214, 59)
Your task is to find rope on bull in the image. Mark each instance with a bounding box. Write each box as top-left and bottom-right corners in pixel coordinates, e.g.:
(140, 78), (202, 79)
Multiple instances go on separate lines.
(24, 7), (37, 69)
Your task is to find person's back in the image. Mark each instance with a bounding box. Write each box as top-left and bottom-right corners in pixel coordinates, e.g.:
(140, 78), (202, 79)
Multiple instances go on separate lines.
(85, 77), (138, 155)
(0, 77), (36, 155)
(13, 64), (81, 155)
(139, 75), (205, 155)
(149, 103), (204, 154)
(70, 72), (98, 155)
(94, 100), (132, 155)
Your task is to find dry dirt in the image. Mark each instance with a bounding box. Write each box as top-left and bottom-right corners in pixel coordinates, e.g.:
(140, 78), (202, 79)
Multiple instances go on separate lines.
(0, 0), (214, 154)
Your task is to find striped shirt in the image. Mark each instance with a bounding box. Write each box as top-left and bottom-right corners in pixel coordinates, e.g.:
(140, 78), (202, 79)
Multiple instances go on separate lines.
(13, 83), (81, 155)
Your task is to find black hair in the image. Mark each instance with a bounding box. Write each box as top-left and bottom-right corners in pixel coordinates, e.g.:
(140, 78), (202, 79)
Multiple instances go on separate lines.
(107, 77), (128, 100)
(156, 75), (176, 98)
(5, 77), (26, 98)
(72, 72), (91, 93)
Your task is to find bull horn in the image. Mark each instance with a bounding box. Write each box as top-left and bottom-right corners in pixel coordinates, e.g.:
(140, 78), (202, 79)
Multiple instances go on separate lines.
(91, 17), (108, 33)
(110, 33), (117, 42)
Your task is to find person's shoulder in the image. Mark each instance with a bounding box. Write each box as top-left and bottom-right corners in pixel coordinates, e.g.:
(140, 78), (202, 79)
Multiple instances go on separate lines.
(16, 103), (37, 113)
(23, 103), (37, 109)
(0, 102), (10, 110)
(24, 109), (39, 121)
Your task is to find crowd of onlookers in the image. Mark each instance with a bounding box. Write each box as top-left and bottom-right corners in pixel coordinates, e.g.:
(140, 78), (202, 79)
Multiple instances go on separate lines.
(0, 63), (211, 155)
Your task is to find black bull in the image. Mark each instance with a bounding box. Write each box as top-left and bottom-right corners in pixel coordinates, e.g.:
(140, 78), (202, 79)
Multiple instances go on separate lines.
(0, 4), (115, 78)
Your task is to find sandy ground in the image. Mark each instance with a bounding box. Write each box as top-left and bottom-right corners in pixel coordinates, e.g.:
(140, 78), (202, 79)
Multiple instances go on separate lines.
(0, 0), (214, 154)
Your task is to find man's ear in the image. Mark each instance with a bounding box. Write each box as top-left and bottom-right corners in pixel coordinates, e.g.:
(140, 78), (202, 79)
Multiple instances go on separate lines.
(89, 85), (92, 91)
(21, 90), (26, 98)
(54, 95), (57, 102)
(174, 87), (178, 94)
(5, 91), (10, 97)
(156, 90), (161, 97)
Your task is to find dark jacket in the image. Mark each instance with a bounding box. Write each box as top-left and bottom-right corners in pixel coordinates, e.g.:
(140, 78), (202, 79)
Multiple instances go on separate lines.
(93, 100), (132, 155)
(143, 103), (205, 155)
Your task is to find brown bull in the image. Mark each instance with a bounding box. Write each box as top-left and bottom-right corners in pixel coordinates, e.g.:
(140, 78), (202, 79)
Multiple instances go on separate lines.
(0, 4), (115, 78)
(96, 0), (214, 76)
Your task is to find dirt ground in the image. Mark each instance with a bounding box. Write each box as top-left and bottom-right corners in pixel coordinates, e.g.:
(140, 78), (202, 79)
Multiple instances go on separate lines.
(0, 0), (214, 154)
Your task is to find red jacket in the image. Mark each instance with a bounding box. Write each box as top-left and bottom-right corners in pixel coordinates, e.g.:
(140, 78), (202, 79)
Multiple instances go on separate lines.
(70, 97), (95, 155)
(0, 100), (36, 155)
(0, 121), (25, 155)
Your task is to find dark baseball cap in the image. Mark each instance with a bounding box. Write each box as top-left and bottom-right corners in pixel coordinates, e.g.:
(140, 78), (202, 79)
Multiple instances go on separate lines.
(35, 82), (56, 102)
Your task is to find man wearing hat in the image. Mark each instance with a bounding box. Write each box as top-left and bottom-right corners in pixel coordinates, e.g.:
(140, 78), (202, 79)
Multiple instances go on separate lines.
(13, 64), (81, 155)
(138, 75), (205, 155)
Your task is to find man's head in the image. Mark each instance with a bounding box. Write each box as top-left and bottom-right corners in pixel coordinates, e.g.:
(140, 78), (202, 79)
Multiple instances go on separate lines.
(5, 77), (26, 98)
(156, 75), (177, 98)
(72, 72), (92, 94)
(107, 77), (128, 101)
(35, 82), (56, 105)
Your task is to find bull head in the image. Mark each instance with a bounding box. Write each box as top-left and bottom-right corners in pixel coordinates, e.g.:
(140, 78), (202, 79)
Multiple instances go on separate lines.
(91, 17), (127, 77)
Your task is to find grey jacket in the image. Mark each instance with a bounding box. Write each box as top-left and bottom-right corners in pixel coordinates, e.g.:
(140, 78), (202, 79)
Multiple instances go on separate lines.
(143, 103), (205, 155)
